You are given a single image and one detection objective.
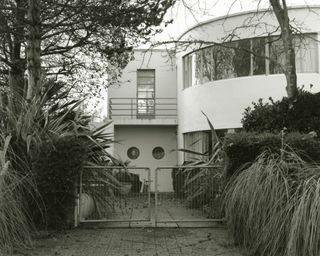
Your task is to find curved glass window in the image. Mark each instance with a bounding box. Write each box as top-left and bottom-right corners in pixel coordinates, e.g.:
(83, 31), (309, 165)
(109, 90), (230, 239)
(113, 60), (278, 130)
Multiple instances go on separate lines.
(183, 34), (318, 89)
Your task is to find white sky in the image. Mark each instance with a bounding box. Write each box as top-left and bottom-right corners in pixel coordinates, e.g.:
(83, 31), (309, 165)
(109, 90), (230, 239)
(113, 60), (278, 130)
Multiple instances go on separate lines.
(154, 0), (319, 41)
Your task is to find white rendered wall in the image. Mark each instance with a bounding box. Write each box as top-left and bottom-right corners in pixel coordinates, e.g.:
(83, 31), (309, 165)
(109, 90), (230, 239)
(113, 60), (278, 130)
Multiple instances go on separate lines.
(114, 126), (177, 192)
(108, 49), (176, 101)
(176, 6), (320, 164)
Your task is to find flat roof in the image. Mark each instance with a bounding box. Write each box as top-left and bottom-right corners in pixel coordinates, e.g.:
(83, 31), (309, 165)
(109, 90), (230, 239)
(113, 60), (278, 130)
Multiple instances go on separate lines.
(178, 5), (320, 40)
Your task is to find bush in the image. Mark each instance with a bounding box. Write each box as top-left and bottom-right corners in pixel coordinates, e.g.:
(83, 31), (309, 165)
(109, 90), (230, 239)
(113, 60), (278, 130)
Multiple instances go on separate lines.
(224, 149), (320, 256)
(242, 90), (320, 134)
(32, 136), (88, 229)
(0, 136), (36, 253)
(223, 131), (320, 179)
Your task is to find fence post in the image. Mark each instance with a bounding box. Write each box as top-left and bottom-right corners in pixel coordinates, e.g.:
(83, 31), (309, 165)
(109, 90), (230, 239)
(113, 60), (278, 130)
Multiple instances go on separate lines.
(154, 167), (158, 227)
(147, 168), (151, 221)
(78, 169), (83, 223)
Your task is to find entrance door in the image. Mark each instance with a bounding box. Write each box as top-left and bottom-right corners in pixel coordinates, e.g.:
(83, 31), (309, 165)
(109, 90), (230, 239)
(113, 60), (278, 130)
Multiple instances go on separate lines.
(137, 69), (155, 119)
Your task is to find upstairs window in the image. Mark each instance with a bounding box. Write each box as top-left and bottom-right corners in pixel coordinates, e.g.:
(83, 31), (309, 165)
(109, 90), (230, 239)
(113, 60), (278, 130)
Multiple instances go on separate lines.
(182, 33), (318, 89)
(137, 69), (155, 118)
(183, 55), (192, 89)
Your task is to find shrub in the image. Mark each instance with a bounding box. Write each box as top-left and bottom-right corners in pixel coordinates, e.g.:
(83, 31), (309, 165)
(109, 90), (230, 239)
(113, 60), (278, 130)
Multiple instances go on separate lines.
(242, 90), (320, 134)
(223, 131), (320, 179)
(0, 136), (36, 252)
(32, 136), (88, 229)
(224, 148), (320, 256)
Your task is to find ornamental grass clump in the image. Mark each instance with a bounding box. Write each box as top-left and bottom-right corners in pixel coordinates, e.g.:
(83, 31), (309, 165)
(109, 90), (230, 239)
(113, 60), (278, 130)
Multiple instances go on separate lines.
(0, 136), (36, 253)
(225, 148), (320, 256)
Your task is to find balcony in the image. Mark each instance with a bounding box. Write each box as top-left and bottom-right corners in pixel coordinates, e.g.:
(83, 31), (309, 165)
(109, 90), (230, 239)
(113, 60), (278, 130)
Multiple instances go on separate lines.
(109, 98), (177, 125)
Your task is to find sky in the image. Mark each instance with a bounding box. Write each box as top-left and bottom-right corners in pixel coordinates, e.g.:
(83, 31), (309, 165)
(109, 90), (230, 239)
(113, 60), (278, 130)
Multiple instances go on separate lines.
(154, 0), (320, 42)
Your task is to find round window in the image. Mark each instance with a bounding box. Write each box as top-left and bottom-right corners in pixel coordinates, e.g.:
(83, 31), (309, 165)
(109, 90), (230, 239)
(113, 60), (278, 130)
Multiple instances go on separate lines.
(127, 147), (140, 160)
(152, 147), (165, 160)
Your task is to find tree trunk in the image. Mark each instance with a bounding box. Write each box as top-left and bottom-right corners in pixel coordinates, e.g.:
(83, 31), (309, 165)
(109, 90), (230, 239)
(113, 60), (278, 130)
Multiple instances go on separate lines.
(26, 0), (41, 101)
(269, 0), (298, 99)
(8, 0), (27, 112)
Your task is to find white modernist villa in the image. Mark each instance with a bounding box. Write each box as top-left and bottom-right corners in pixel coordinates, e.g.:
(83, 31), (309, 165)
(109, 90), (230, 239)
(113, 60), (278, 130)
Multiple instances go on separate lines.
(107, 6), (320, 191)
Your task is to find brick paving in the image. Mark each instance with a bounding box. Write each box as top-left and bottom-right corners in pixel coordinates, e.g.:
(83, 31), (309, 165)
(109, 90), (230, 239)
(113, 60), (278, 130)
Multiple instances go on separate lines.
(11, 227), (244, 256)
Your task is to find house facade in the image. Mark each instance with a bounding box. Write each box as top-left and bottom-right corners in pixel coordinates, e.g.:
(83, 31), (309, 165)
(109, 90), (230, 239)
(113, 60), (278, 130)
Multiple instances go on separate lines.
(107, 6), (320, 191)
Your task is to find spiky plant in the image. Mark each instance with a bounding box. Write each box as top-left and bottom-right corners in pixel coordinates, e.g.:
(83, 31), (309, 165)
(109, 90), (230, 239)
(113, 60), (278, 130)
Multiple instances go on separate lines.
(2, 80), (120, 227)
(174, 113), (225, 218)
(224, 147), (320, 256)
(0, 135), (37, 253)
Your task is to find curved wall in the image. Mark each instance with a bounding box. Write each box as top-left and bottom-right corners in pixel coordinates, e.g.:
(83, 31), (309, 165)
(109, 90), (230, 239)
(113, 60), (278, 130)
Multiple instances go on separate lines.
(180, 73), (320, 133)
(176, 6), (320, 163)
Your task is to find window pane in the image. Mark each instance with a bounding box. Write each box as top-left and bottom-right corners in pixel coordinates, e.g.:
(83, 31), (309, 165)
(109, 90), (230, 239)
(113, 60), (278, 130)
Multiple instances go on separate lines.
(294, 34), (318, 73)
(188, 55), (192, 86)
(212, 45), (235, 80)
(137, 99), (155, 115)
(138, 77), (155, 85)
(269, 37), (285, 74)
(183, 55), (192, 89)
(202, 48), (214, 83)
(252, 38), (266, 75)
(195, 51), (202, 85)
(137, 69), (155, 118)
(222, 45), (236, 79)
(137, 70), (155, 92)
(137, 70), (155, 78)
(183, 131), (211, 161)
(137, 91), (154, 98)
(233, 39), (251, 77)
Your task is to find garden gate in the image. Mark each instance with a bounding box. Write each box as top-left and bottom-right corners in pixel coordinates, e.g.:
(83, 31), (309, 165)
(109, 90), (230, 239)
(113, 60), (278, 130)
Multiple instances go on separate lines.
(76, 165), (224, 227)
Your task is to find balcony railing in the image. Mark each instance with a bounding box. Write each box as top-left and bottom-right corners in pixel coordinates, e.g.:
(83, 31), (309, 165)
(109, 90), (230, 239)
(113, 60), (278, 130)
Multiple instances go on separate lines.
(109, 98), (177, 119)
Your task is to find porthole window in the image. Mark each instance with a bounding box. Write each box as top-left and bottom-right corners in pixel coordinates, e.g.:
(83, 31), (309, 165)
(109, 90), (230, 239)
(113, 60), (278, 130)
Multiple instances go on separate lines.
(152, 147), (165, 160)
(127, 147), (140, 160)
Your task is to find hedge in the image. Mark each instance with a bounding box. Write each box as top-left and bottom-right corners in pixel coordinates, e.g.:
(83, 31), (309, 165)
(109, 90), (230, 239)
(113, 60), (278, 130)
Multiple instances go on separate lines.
(32, 136), (88, 229)
(223, 131), (320, 179)
(242, 90), (320, 134)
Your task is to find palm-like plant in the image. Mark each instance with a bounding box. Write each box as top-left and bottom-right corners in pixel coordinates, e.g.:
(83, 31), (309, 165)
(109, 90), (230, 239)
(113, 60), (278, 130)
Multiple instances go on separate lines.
(174, 113), (225, 218)
(1, 79), (120, 231)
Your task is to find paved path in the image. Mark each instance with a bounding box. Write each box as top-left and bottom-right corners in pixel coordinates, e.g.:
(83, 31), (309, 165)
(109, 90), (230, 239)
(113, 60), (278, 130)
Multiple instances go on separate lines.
(11, 227), (244, 256)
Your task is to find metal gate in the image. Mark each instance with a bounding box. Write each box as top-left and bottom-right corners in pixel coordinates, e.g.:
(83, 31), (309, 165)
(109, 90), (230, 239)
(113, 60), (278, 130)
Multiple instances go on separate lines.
(76, 165), (224, 227)
(154, 165), (224, 227)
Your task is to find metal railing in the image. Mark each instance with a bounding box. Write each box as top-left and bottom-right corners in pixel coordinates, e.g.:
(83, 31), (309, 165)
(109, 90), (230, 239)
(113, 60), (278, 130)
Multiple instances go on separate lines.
(109, 97), (177, 119)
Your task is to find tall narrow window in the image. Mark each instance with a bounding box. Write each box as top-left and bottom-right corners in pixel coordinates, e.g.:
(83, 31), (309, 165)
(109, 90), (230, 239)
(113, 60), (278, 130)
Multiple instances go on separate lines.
(269, 37), (286, 74)
(294, 34), (318, 73)
(195, 51), (203, 85)
(183, 55), (192, 89)
(233, 39), (251, 77)
(202, 48), (214, 83)
(137, 69), (155, 119)
(252, 38), (266, 75)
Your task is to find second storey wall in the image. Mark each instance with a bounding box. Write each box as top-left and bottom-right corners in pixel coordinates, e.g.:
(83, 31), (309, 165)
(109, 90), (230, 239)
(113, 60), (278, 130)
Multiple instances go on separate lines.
(108, 50), (177, 100)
